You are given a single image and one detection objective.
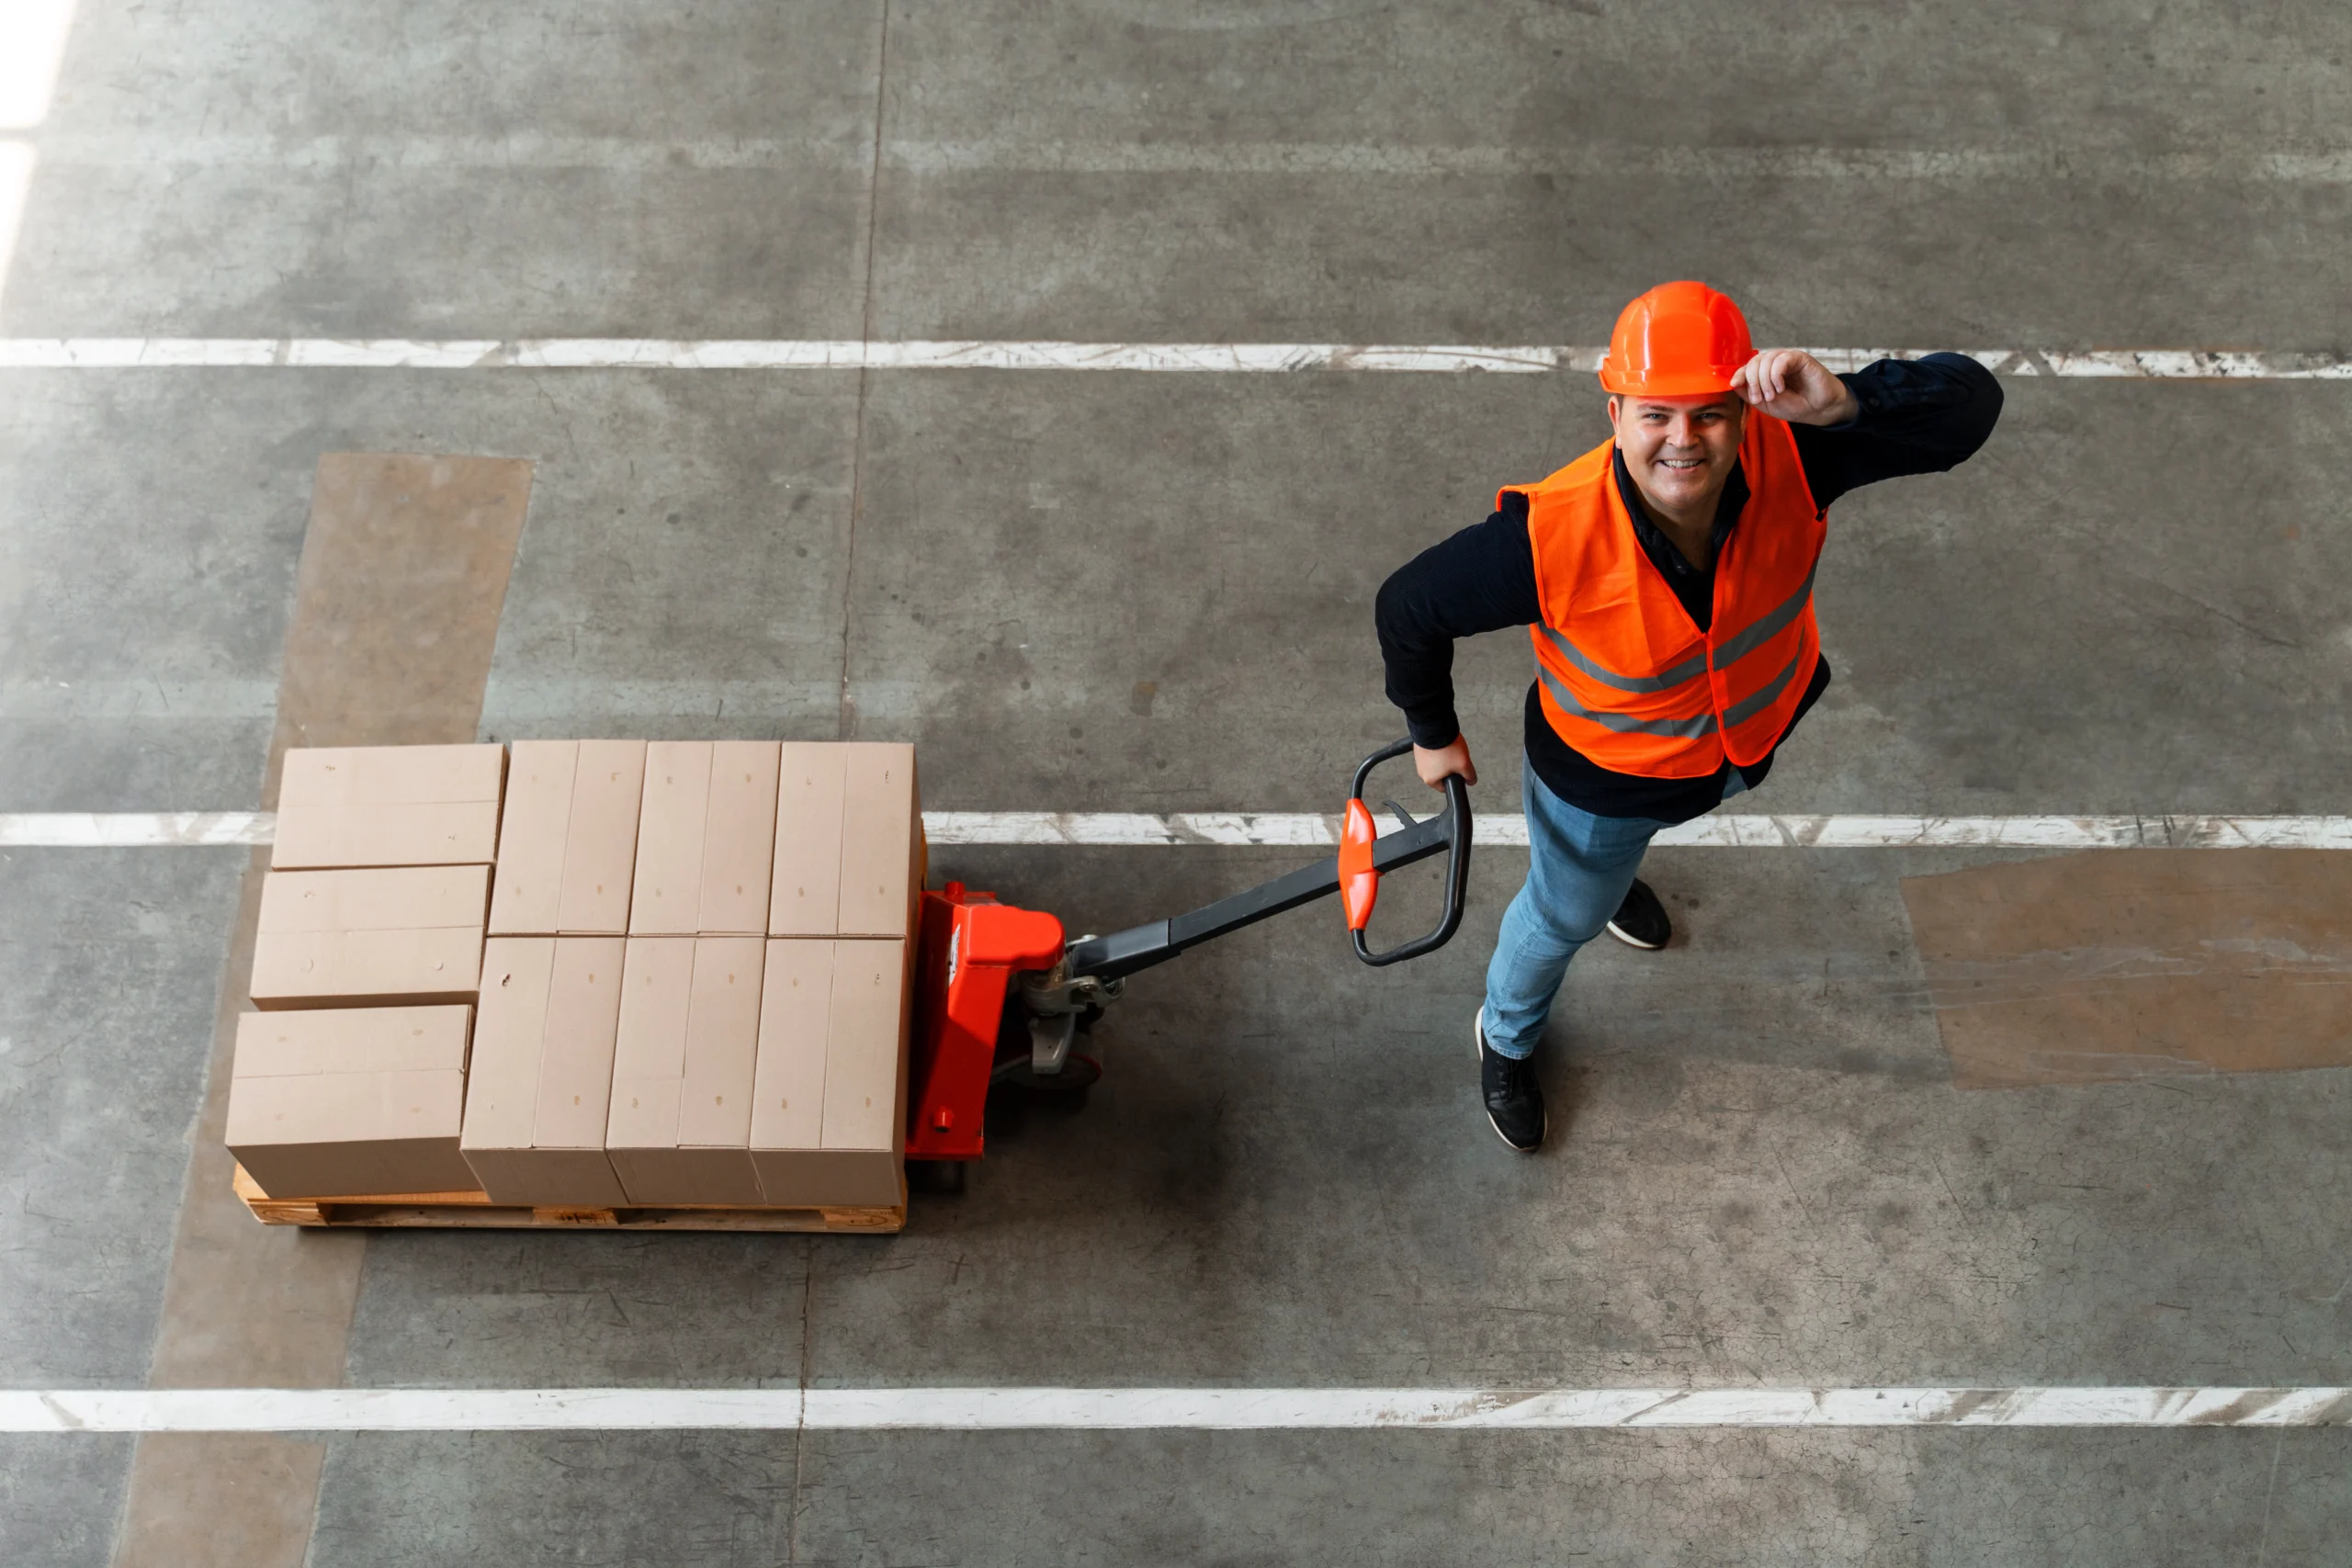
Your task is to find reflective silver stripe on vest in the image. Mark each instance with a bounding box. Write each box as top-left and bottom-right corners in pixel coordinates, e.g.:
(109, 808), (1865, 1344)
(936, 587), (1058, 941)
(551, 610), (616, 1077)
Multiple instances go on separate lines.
(1708, 562), (1819, 669)
(1721, 649), (1804, 729)
(1536, 624), (1709, 694)
(1535, 561), (1816, 694)
(1536, 663), (1719, 739)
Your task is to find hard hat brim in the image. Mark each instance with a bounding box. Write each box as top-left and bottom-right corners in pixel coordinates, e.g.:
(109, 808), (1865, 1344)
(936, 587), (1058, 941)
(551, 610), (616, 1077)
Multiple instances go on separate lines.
(1598, 366), (1743, 398)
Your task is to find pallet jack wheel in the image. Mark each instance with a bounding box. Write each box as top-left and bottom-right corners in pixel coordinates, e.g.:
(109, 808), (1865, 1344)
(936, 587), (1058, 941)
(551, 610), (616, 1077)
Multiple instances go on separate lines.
(999, 1052), (1102, 1096)
(906, 1159), (968, 1196)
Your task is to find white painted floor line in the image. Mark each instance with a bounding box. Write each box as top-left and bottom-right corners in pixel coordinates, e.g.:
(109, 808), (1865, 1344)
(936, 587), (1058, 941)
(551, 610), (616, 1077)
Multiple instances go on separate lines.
(888, 140), (2352, 185)
(1, 341), (2349, 378)
(6, 812), (2346, 851)
(2, 1386), (2345, 1433)
(0, 811), (275, 847)
(925, 813), (2352, 850)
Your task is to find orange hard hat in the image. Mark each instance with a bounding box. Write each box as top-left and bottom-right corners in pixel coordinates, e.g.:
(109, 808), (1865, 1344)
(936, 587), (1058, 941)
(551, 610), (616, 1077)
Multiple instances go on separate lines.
(1597, 281), (1754, 397)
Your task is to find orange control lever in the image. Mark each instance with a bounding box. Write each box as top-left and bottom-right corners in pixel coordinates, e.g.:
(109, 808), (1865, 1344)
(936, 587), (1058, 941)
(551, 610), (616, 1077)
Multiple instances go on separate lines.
(1339, 796), (1379, 931)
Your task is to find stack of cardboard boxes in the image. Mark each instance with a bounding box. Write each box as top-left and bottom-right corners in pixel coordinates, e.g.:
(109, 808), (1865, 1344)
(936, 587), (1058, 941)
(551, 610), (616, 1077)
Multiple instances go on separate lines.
(461, 738), (646, 1205)
(753, 743), (922, 1208)
(604, 740), (779, 1206)
(228, 745), (503, 1198)
(224, 739), (922, 1212)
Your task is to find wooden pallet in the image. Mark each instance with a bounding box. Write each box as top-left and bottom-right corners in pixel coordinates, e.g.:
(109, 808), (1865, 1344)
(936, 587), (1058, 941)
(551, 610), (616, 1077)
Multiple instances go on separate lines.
(232, 1163), (905, 1233)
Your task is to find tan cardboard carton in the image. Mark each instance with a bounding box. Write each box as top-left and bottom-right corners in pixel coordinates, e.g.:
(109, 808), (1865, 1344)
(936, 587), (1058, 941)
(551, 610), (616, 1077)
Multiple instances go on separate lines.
(837, 743), (921, 938)
(532, 937), (628, 1183)
(250, 865), (489, 1010)
(232, 1003), (472, 1078)
(458, 935), (628, 1205)
(768, 743), (845, 936)
(249, 928), (486, 1010)
(676, 936), (763, 1200)
(558, 739), (647, 934)
(606, 937), (763, 1203)
(487, 740), (576, 933)
(273, 744), (506, 869)
(489, 739), (648, 935)
(747, 939), (828, 1162)
(280, 744), (503, 810)
(605, 936), (693, 1190)
(631, 740), (781, 936)
(769, 742), (920, 939)
(257, 863), (492, 932)
(225, 1005), (476, 1197)
(699, 740), (780, 935)
(455, 937), (551, 1179)
(628, 742), (715, 934)
(820, 937), (911, 1187)
(227, 1072), (473, 1198)
(749, 937), (908, 1208)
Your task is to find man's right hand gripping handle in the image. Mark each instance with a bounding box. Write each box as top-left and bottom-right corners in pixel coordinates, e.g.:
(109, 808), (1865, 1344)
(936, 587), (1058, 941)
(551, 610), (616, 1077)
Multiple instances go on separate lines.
(1414, 736), (1477, 791)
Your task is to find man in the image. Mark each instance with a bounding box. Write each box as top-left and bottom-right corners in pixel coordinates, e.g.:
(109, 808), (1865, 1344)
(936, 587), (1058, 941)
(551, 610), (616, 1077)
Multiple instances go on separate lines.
(1375, 281), (2001, 1152)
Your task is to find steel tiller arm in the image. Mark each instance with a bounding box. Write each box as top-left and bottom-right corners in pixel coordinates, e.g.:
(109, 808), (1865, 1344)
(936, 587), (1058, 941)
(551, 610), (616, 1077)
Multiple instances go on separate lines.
(1064, 737), (1473, 983)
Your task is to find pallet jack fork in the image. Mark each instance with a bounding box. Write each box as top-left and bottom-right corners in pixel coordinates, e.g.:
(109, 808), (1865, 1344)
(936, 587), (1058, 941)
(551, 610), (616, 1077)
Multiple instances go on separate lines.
(904, 739), (1472, 1166)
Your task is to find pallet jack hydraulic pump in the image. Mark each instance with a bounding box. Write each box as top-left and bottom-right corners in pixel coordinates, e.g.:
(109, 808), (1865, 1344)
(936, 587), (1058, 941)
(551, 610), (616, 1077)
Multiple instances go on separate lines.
(903, 739), (1472, 1174)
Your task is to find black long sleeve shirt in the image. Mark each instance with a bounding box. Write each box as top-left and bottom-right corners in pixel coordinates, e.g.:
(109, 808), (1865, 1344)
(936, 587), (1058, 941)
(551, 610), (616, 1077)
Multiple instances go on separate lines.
(1375, 355), (2004, 823)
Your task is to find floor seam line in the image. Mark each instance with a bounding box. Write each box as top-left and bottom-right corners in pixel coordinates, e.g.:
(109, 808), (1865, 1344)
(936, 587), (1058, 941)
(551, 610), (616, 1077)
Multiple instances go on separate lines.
(788, 1241), (819, 1567)
(835, 0), (893, 743)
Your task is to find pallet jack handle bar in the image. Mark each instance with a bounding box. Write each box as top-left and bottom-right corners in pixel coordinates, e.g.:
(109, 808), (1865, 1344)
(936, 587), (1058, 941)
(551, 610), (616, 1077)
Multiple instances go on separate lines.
(1343, 738), (1472, 967)
(1062, 737), (1473, 985)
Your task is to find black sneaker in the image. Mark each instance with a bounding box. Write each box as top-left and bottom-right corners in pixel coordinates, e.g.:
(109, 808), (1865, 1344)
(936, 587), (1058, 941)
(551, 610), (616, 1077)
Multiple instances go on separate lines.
(1605, 877), (1671, 951)
(1475, 1009), (1544, 1152)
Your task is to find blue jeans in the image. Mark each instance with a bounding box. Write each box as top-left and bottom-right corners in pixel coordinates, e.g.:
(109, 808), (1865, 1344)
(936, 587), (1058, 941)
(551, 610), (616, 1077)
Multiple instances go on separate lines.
(1479, 761), (1749, 1060)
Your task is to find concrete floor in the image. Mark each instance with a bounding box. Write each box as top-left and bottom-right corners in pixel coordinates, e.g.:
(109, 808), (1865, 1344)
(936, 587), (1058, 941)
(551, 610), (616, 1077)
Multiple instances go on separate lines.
(3, 2), (2350, 1563)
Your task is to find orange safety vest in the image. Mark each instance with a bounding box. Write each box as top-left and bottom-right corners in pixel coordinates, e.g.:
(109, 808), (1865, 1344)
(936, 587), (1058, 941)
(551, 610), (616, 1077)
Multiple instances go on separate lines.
(1503, 413), (1825, 778)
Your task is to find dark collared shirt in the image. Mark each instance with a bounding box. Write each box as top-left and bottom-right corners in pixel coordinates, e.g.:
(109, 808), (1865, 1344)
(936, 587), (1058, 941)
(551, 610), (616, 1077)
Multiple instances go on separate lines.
(1374, 354), (2003, 822)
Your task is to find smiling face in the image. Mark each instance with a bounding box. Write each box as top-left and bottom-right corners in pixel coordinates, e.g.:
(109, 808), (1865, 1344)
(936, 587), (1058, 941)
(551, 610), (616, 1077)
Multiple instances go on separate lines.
(1607, 391), (1745, 520)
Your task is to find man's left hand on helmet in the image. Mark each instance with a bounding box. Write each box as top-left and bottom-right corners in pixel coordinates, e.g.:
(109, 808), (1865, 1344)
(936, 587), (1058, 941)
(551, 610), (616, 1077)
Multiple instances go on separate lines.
(1731, 349), (1860, 426)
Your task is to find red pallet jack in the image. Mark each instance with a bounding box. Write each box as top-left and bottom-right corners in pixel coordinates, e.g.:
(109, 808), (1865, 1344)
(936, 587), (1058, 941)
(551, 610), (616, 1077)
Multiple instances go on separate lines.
(901, 739), (1472, 1185)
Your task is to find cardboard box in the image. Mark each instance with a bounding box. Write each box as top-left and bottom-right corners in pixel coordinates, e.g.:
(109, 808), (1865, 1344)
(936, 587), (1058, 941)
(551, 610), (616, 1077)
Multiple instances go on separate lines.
(839, 744), (921, 938)
(560, 740), (647, 934)
(232, 1001), (473, 1077)
(488, 739), (648, 936)
(456, 937), (555, 1194)
(605, 936), (764, 1204)
(458, 936), (628, 1205)
(628, 743), (713, 933)
(272, 744), (506, 869)
(768, 744), (845, 937)
(224, 1005), (477, 1198)
(485, 740), (575, 933)
(749, 937), (910, 1207)
(257, 863), (492, 932)
(605, 936), (695, 1190)
(631, 740), (782, 936)
(701, 741), (781, 933)
(249, 865), (490, 1010)
(769, 742), (921, 939)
